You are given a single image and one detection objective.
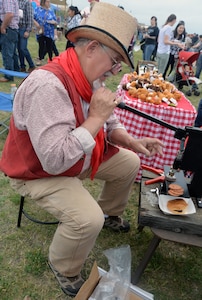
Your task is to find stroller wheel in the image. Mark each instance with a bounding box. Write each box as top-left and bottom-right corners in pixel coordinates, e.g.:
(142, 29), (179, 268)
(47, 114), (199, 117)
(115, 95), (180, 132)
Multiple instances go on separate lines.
(186, 90), (192, 96)
(194, 90), (200, 96)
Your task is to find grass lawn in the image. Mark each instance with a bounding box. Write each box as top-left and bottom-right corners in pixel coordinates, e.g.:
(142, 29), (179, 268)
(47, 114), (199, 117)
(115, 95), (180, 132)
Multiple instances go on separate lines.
(0, 34), (202, 300)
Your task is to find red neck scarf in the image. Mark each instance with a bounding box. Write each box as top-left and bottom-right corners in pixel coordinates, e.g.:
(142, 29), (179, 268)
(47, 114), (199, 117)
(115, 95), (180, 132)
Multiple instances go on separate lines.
(52, 48), (104, 179)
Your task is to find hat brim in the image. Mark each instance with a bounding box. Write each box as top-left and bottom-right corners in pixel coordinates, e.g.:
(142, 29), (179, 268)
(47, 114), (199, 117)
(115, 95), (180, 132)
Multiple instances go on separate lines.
(66, 25), (134, 69)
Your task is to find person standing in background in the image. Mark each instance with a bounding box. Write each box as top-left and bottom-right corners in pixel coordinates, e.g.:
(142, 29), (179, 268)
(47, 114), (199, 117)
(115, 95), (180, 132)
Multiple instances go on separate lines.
(18, 0), (35, 73)
(143, 16), (159, 61)
(34, 0), (57, 66)
(0, 0), (19, 82)
(190, 34), (202, 52)
(156, 14), (184, 77)
(163, 21), (186, 79)
(185, 34), (192, 51)
(43, 27), (59, 58)
(65, 6), (82, 49)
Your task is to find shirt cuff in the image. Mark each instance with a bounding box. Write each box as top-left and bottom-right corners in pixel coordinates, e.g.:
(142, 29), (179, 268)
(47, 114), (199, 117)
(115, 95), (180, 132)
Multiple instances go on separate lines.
(71, 127), (95, 154)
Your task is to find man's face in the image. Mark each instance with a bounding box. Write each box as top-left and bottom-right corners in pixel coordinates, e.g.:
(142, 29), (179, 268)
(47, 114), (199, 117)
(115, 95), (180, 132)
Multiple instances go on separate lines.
(95, 44), (122, 82)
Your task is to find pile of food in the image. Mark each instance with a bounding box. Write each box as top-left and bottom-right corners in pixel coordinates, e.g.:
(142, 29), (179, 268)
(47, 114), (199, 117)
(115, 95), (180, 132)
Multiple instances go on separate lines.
(122, 71), (182, 106)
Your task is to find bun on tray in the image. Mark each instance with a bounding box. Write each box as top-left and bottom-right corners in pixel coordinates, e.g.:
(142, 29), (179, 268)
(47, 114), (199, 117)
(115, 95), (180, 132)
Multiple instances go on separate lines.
(167, 198), (188, 214)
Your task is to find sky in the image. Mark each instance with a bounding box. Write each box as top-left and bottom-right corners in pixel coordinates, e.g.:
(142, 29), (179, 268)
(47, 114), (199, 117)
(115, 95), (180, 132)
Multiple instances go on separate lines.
(68, 0), (202, 34)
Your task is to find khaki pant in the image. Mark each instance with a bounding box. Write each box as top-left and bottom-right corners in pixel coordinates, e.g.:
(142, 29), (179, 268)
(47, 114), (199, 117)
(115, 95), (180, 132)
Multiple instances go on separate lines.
(11, 148), (140, 276)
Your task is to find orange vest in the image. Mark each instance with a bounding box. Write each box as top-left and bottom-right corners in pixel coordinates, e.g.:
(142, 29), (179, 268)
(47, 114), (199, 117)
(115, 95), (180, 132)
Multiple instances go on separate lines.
(0, 63), (118, 180)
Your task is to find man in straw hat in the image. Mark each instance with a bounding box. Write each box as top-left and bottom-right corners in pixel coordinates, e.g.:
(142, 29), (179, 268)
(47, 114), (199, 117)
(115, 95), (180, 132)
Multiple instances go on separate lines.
(0, 2), (163, 296)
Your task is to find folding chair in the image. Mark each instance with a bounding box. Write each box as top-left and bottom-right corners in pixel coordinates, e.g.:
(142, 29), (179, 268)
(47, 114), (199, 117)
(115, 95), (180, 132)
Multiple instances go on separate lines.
(0, 92), (13, 135)
(0, 93), (58, 226)
(17, 195), (59, 227)
(0, 71), (58, 226)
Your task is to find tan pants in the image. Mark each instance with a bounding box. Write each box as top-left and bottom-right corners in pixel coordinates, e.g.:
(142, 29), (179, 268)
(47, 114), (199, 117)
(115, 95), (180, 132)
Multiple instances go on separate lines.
(11, 148), (140, 276)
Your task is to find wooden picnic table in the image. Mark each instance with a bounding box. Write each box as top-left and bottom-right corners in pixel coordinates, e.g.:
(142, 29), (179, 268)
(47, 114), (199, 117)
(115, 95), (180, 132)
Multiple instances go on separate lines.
(132, 169), (202, 284)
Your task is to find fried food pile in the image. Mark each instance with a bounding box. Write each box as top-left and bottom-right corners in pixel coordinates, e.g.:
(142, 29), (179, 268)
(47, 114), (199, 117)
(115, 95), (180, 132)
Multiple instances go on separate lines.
(122, 71), (182, 106)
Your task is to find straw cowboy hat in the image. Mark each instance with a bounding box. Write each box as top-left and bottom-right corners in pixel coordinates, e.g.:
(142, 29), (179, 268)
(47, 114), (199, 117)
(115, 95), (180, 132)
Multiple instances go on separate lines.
(66, 2), (137, 68)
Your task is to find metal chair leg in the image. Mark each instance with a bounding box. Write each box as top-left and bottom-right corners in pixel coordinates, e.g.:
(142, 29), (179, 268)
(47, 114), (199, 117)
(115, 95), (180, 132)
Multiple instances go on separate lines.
(17, 195), (59, 227)
(17, 195), (25, 228)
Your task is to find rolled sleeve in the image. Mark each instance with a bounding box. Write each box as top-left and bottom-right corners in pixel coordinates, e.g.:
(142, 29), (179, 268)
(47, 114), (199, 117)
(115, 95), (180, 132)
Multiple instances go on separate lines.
(106, 112), (126, 141)
(71, 126), (96, 154)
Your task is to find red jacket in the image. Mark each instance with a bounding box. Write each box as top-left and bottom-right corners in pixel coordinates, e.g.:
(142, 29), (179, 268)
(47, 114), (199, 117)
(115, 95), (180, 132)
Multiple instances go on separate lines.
(0, 63), (118, 180)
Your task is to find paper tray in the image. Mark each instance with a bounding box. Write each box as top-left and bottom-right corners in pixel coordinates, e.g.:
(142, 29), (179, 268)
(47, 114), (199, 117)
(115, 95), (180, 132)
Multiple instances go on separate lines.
(159, 194), (196, 216)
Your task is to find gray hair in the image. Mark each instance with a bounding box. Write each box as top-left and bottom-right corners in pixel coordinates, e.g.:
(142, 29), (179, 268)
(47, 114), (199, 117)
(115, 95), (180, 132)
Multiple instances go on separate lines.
(74, 38), (109, 50)
(74, 38), (92, 46)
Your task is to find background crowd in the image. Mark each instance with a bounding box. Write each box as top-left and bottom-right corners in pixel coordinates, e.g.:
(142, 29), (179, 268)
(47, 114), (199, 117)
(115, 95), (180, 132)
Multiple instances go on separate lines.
(1, 0), (202, 82)
(138, 15), (202, 80)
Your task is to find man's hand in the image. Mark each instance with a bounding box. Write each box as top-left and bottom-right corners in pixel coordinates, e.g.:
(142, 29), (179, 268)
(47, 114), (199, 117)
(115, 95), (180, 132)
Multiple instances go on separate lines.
(131, 137), (164, 157)
(24, 31), (30, 38)
(1, 12), (13, 34)
(81, 87), (121, 138)
(89, 87), (120, 123)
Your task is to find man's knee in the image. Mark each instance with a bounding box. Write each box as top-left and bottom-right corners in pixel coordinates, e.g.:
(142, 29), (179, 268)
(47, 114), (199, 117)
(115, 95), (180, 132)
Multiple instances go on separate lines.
(122, 149), (141, 175)
(70, 208), (105, 237)
(60, 200), (104, 236)
(87, 211), (105, 235)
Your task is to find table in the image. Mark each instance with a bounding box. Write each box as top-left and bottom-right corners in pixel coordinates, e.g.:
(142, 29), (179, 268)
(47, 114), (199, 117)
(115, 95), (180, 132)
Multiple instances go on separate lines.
(115, 74), (197, 181)
(132, 170), (202, 284)
(138, 170), (202, 235)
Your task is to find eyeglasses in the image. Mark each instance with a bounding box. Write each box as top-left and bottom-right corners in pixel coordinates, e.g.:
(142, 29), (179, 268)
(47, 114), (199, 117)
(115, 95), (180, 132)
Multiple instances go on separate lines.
(100, 44), (122, 73)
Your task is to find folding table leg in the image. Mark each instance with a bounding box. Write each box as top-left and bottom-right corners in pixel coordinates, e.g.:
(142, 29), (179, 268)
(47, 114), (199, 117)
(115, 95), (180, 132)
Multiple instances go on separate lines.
(131, 235), (161, 284)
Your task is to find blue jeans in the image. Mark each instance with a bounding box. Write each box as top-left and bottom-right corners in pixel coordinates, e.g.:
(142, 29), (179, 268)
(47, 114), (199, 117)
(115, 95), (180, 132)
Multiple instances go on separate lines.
(0, 27), (19, 80)
(18, 28), (35, 69)
(144, 44), (156, 61)
(195, 53), (202, 78)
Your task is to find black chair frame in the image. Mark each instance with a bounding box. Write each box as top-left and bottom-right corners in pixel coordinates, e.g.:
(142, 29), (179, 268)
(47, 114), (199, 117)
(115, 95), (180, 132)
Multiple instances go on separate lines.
(17, 195), (59, 227)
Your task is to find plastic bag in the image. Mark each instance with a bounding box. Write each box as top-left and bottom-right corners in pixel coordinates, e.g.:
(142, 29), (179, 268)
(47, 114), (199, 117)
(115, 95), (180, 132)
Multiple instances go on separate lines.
(89, 245), (131, 300)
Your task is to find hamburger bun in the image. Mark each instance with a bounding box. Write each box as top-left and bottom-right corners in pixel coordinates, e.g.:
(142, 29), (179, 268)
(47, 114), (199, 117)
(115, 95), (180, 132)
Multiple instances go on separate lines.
(167, 198), (188, 214)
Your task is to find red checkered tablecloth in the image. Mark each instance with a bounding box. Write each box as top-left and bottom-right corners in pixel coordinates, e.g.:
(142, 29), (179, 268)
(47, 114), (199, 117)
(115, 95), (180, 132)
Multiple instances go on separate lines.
(115, 74), (197, 182)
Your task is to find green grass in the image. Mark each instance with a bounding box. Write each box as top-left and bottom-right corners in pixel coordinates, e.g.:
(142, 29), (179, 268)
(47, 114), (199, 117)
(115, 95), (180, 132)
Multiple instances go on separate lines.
(1, 35), (202, 299)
